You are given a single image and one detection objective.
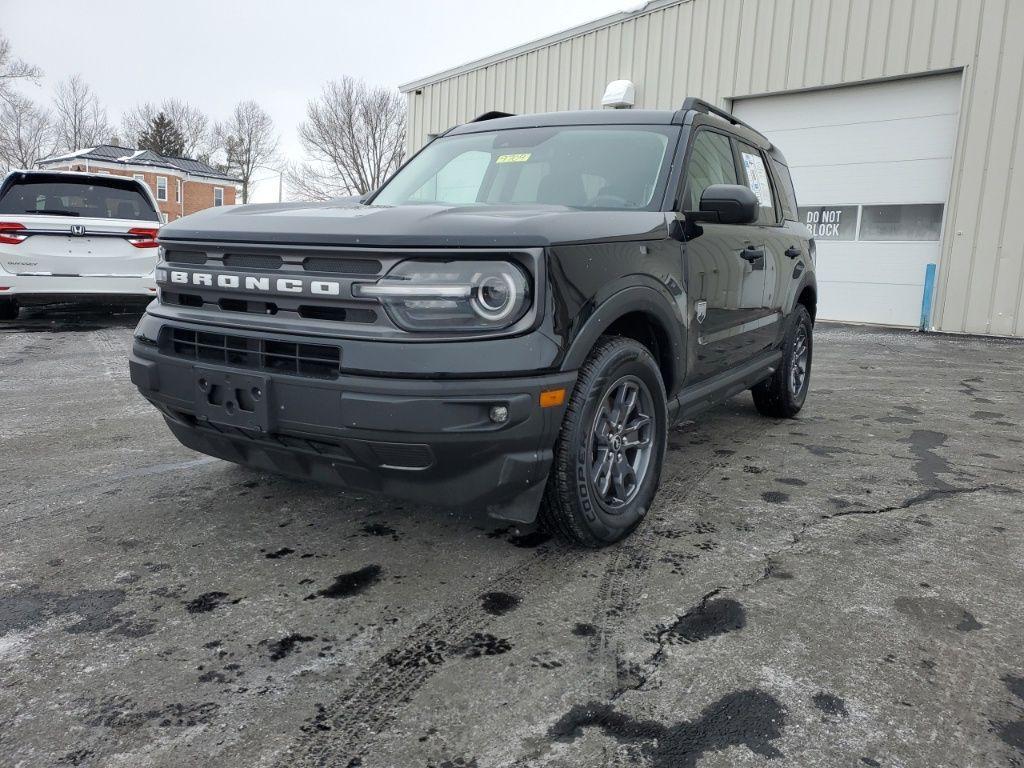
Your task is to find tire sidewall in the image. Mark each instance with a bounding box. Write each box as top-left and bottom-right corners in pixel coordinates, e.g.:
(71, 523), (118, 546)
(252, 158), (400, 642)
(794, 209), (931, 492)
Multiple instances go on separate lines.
(568, 343), (667, 543)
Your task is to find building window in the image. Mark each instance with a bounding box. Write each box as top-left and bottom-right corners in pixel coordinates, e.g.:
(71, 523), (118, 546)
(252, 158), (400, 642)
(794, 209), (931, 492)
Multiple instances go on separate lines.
(176, 179), (182, 203)
(214, 187), (224, 207)
(796, 203), (946, 242)
(133, 173), (145, 185)
(859, 204), (945, 242)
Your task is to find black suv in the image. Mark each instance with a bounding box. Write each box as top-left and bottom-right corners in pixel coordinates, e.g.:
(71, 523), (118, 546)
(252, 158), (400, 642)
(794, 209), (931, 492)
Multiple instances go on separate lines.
(130, 99), (816, 546)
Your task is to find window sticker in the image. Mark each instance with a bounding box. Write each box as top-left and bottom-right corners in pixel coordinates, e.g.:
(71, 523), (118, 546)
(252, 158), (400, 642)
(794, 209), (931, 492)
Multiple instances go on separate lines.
(741, 152), (773, 208)
(496, 153), (532, 164)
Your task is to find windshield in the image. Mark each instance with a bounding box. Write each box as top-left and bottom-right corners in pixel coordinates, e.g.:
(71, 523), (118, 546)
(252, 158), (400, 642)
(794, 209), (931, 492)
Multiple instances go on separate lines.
(372, 125), (677, 211)
(0, 177), (160, 221)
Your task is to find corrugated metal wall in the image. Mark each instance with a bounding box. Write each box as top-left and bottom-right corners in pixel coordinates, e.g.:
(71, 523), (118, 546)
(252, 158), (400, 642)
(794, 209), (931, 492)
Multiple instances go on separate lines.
(402, 0), (1024, 338)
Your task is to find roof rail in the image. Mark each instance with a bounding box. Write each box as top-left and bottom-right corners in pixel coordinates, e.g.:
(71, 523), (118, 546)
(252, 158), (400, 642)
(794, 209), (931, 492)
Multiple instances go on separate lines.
(471, 111), (515, 122)
(680, 97), (762, 137)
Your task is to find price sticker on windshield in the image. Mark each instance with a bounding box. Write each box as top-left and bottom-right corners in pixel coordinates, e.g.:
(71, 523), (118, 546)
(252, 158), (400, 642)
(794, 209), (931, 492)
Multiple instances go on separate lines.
(496, 153), (532, 164)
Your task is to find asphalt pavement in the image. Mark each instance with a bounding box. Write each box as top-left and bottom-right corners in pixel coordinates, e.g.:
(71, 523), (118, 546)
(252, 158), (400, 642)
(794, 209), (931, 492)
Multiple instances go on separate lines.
(1, 304), (1022, 768)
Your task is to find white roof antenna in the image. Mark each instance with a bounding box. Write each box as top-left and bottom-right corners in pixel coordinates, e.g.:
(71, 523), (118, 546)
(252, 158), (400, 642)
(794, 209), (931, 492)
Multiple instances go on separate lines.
(602, 80), (636, 109)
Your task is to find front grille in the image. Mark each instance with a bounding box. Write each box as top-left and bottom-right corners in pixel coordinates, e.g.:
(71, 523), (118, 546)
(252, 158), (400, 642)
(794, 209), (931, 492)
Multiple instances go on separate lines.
(164, 328), (341, 380)
(163, 291), (203, 307)
(303, 257), (382, 274)
(369, 442), (434, 469)
(223, 254), (283, 270)
(161, 253), (382, 275)
(218, 297), (278, 315)
(297, 305), (376, 323)
(165, 250), (207, 265)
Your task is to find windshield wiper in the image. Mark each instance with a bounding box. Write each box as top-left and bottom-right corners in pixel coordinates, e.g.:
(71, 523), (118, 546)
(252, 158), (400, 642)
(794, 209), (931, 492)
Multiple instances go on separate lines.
(25, 209), (80, 216)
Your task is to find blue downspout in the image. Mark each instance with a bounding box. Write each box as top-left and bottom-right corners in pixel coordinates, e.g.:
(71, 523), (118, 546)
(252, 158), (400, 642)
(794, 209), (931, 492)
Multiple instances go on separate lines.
(919, 263), (937, 332)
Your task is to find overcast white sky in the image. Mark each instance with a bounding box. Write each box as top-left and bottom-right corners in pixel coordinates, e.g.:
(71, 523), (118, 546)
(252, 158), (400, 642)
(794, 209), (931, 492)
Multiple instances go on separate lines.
(1, 0), (633, 202)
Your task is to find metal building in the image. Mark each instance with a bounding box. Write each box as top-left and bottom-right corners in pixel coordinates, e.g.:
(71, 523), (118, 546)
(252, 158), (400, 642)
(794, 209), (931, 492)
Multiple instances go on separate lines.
(399, 0), (1024, 338)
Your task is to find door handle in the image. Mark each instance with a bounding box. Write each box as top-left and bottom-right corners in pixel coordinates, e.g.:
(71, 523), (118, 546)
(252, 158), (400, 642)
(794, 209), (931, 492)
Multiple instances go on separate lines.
(785, 246), (803, 259)
(740, 245), (765, 263)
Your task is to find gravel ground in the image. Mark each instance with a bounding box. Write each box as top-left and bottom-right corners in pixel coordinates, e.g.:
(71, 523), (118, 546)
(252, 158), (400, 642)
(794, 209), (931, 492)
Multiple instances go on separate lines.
(1, 304), (1022, 768)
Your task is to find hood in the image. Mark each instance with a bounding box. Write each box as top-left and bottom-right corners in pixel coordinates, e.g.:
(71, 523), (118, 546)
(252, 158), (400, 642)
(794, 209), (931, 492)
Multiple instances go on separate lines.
(157, 201), (669, 248)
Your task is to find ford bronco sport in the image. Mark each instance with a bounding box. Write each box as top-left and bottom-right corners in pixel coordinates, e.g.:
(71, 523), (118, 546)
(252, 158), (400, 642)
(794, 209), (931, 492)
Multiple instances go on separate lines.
(130, 98), (816, 546)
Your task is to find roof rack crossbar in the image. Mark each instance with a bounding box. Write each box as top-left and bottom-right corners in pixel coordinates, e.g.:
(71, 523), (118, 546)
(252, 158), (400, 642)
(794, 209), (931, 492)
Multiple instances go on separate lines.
(679, 97), (761, 136)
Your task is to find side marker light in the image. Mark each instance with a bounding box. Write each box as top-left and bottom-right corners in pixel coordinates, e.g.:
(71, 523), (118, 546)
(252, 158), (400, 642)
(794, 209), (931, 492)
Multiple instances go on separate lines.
(540, 388), (566, 408)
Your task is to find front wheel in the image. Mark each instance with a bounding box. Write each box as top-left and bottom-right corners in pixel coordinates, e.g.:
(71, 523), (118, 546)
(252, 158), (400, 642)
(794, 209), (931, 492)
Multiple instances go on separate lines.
(751, 305), (813, 418)
(540, 336), (668, 547)
(0, 298), (19, 321)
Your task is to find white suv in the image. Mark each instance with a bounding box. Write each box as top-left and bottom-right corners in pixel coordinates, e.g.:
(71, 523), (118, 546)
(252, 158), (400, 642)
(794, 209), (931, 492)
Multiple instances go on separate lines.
(0, 170), (162, 320)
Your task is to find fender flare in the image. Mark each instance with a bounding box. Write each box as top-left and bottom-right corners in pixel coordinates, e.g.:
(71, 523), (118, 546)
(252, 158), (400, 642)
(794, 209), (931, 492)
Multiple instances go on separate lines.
(560, 281), (687, 395)
(787, 270), (819, 319)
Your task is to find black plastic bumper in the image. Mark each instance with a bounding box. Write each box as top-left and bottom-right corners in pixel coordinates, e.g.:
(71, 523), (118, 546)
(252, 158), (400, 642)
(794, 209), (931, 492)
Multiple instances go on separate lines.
(130, 340), (575, 523)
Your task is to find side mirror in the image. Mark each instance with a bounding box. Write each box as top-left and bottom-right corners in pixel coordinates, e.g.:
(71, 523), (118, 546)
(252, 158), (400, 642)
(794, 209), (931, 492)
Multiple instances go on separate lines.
(690, 184), (758, 225)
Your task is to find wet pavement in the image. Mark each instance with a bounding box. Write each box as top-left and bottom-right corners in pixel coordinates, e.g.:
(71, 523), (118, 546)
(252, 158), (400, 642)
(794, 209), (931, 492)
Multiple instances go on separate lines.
(1, 305), (1023, 768)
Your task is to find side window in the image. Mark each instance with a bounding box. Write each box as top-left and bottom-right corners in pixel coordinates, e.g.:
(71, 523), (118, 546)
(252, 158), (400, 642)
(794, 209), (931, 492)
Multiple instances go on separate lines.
(770, 158), (799, 221)
(682, 130), (737, 211)
(737, 143), (776, 225)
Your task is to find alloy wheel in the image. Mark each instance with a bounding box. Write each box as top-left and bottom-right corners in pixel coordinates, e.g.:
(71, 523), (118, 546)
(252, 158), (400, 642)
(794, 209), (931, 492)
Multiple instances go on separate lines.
(790, 324), (810, 396)
(588, 376), (655, 509)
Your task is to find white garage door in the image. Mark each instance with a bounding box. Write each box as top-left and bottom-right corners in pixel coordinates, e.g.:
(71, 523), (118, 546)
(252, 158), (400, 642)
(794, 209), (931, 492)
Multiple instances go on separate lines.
(733, 73), (962, 327)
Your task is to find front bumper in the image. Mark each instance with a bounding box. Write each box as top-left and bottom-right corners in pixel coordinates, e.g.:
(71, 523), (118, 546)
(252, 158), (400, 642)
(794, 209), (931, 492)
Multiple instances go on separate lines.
(1, 273), (157, 299)
(130, 332), (575, 522)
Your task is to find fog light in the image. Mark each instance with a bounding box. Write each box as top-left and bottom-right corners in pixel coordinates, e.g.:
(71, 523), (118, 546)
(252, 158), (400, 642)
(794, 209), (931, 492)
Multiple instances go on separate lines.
(489, 405), (509, 424)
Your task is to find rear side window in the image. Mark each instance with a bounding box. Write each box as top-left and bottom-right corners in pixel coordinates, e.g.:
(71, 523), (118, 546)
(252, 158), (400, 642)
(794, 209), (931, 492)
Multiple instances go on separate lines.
(682, 130), (738, 211)
(0, 177), (159, 221)
(737, 144), (777, 225)
(770, 159), (799, 221)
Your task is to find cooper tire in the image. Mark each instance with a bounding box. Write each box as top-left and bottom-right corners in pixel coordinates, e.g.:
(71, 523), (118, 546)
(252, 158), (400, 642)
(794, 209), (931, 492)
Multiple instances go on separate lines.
(751, 305), (812, 418)
(540, 336), (667, 547)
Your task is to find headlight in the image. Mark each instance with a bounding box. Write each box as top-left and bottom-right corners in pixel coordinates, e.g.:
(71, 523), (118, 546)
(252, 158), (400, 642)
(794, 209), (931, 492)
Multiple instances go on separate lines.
(353, 260), (530, 332)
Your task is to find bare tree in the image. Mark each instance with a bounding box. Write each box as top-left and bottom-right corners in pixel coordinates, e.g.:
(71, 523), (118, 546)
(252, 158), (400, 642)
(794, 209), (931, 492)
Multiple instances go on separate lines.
(214, 100), (277, 203)
(121, 98), (212, 158)
(287, 77), (406, 201)
(0, 31), (42, 107)
(53, 75), (112, 152)
(0, 94), (55, 171)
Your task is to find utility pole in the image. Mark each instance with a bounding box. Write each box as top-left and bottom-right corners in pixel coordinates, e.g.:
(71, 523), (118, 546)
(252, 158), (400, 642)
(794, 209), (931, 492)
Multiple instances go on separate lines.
(253, 164), (284, 203)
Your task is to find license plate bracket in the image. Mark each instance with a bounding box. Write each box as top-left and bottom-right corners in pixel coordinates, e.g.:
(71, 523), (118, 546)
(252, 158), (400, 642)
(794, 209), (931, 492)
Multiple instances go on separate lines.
(193, 366), (271, 433)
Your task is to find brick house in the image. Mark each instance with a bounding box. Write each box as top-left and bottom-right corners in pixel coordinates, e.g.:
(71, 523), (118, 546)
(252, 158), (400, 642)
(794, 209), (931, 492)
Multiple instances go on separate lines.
(37, 145), (240, 223)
